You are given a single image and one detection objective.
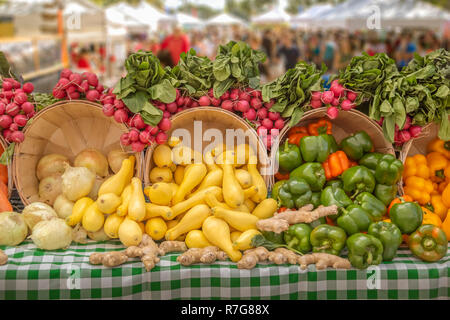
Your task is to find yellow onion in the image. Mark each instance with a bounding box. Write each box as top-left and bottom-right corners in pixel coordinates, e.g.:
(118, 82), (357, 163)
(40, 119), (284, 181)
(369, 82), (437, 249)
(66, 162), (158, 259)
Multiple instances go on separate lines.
(0, 212), (28, 246)
(31, 218), (72, 250)
(22, 202), (57, 230)
(74, 148), (109, 178)
(38, 175), (63, 206)
(107, 149), (129, 174)
(36, 154), (70, 181)
(53, 195), (74, 219)
(62, 164), (96, 202)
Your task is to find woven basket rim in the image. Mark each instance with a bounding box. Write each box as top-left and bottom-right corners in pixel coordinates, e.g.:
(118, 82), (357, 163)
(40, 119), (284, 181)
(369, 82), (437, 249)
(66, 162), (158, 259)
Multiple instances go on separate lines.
(0, 135), (13, 198)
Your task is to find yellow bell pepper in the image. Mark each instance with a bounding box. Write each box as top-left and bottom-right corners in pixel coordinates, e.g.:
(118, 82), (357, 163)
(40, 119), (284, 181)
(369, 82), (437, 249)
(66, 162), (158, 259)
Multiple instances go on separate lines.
(427, 138), (450, 159)
(421, 206), (442, 228)
(430, 194), (448, 221)
(403, 176), (434, 205)
(403, 154), (430, 179)
(442, 209), (450, 241)
(426, 152), (448, 182)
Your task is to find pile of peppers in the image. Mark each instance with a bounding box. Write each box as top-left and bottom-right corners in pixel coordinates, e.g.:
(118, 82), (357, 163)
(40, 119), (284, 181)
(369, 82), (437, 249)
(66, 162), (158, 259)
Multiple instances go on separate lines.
(270, 119), (449, 269)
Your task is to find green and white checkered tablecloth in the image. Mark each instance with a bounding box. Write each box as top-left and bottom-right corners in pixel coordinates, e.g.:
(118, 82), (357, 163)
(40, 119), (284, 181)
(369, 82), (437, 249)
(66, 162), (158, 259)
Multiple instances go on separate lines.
(0, 240), (448, 300)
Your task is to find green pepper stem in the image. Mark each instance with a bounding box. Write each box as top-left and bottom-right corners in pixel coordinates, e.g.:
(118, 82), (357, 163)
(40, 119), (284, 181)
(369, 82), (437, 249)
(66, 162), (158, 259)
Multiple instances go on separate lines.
(435, 170), (445, 179)
(422, 238), (436, 250)
(444, 141), (450, 151)
(316, 241), (331, 251)
(288, 239), (299, 249)
(284, 139), (289, 151)
(366, 251), (373, 265)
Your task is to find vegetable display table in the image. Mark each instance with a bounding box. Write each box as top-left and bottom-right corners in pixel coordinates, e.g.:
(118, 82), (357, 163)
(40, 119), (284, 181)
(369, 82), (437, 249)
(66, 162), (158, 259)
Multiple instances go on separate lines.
(0, 240), (448, 300)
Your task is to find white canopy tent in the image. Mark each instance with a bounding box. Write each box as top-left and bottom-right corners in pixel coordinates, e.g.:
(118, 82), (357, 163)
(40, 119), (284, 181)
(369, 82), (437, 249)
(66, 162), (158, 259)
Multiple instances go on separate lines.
(290, 4), (334, 28)
(174, 13), (204, 29)
(206, 13), (247, 26)
(251, 7), (291, 24)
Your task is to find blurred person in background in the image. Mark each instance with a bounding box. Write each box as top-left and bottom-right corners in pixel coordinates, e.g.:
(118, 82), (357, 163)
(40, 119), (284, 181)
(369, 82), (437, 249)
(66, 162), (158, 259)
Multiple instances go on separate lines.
(349, 33), (365, 56)
(77, 48), (91, 71)
(322, 32), (337, 72)
(418, 31), (439, 55)
(161, 24), (190, 65)
(148, 37), (161, 55)
(277, 30), (300, 72)
(395, 32), (416, 68)
(333, 34), (353, 72)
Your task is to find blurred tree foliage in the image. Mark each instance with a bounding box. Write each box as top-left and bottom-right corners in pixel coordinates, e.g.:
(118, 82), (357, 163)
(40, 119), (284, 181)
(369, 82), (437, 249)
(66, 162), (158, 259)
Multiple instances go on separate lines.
(88, 0), (163, 9)
(225, 0), (277, 20)
(177, 3), (220, 20)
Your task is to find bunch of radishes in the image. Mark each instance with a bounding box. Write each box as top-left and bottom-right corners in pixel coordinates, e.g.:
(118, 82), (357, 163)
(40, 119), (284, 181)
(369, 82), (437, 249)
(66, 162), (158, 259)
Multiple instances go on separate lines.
(195, 87), (284, 149)
(52, 69), (104, 102)
(0, 78), (37, 143)
(376, 116), (422, 146)
(310, 80), (358, 119)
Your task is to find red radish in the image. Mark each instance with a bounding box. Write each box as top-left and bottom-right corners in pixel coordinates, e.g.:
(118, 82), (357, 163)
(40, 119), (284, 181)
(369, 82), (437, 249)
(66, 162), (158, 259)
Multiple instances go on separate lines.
(250, 98), (262, 110)
(229, 90), (239, 100)
(236, 100), (250, 113)
(176, 96), (185, 107)
(221, 100), (234, 112)
(21, 102), (34, 114)
(158, 118), (171, 131)
(102, 96), (114, 105)
(26, 110), (36, 118)
(157, 104), (166, 111)
(65, 85), (77, 94)
(326, 107), (339, 119)
(208, 88), (214, 98)
(67, 91), (80, 100)
(0, 115), (12, 128)
(14, 92), (28, 105)
(403, 116), (412, 130)
(311, 99), (322, 109)
(263, 134), (272, 148)
(149, 126), (159, 135)
(341, 100), (354, 111)
(409, 125), (422, 138)
(346, 91), (357, 102)
(69, 73), (82, 85)
(120, 133), (131, 146)
(264, 99), (275, 109)
(132, 114), (146, 129)
(9, 130), (24, 143)
(131, 141), (146, 152)
(268, 112), (280, 121)
(166, 102), (178, 113)
(257, 108), (268, 119)
(184, 97), (193, 108)
(56, 78), (70, 90)
(128, 129), (140, 142)
(9, 123), (18, 131)
(220, 91), (230, 100)
(102, 104), (115, 117)
(211, 97), (221, 107)
(274, 119), (284, 129)
(14, 114), (28, 127)
(53, 89), (66, 99)
(114, 99), (125, 109)
(251, 90), (262, 98)
(322, 91), (334, 104)
(86, 73), (99, 87)
(311, 91), (322, 100)
(163, 111), (171, 118)
(177, 107), (184, 113)
(86, 90), (99, 101)
(22, 82), (34, 94)
(155, 132), (167, 144)
(60, 69), (72, 79)
(96, 84), (104, 93)
(2, 81), (13, 91)
(244, 108), (256, 120)
(398, 130), (411, 143)
(270, 128), (280, 137)
(330, 80), (340, 88)
(2, 129), (12, 141)
(239, 92), (251, 102)
(257, 126), (268, 137)
(175, 89), (181, 100)
(114, 109), (128, 123)
(3, 91), (13, 101)
(191, 101), (199, 108)
(331, 98), (340, 106)
(0, 103), (5, 115)
(330, 84), (345, 98)
(376, 117), (384, 126)
(261, 118), (273, 129)
(79, 80), (89, 93)
(139, 130), (152, 144)
(198, 96), (210, 106)
(6, 103), (19, 116)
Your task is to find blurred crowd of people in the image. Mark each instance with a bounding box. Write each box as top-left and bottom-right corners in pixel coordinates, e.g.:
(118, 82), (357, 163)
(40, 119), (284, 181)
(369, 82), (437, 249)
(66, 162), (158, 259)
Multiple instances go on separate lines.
(123, 25), (450, 83)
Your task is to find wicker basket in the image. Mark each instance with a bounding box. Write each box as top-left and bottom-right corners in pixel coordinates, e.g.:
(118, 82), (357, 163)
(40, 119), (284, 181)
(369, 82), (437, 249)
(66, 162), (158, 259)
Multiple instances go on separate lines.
(12, 100), (143, 206)
(0, 137), (13, 198)
(144, 106), (273, 190)
(275, 108), (395, 156)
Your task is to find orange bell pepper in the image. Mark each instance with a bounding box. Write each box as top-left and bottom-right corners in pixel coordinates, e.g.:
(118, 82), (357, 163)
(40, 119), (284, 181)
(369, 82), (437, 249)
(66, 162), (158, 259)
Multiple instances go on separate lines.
(275, 172), (290, 181)
(421, 206), (442, 228)
(442, 208), (450, 241)
(287, 126), (309, 146)
(427, 138), (450, 159)
(430, 194), (448, 221)
(322, 151), (350, 180)
(307, 119), (332, 136)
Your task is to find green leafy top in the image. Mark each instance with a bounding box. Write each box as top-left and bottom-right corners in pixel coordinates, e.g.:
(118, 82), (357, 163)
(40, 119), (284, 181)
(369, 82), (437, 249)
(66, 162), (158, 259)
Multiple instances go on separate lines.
(262, 61), (326, 127)
(212, 41), (266, 98)
(113, 51), (176, 126)
(171, 48), (213, 98)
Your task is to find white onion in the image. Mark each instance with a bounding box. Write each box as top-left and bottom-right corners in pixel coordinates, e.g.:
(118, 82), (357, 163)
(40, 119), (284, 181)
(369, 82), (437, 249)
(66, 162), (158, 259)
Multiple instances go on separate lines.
(0, 212), (28, 246)
(31, 219), (72, 250)
(53, 195), (74, 219)
(62, 164), (96, 202)
(22, 202), (57, 230)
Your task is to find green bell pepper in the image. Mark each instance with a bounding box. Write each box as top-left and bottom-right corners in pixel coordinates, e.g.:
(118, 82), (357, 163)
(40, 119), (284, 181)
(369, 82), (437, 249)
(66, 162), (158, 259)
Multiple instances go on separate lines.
(284, 223), (312, 254)
(408, 224), (448, 262)
(300, 134), (338, 163)
(310, 192), (321, 209)
(342, 166), (376, 195)
(340, 131), (374, 161)
(346, 233), (384, 269)
(290, 162), (326, 192)
(368, 221), (402, 261)
(360, 153), (404, 185)
(337, 204), (372, 235)
(354, 192), (386, 222)
(374, 183), (398, 206)
(308, 217), (327, 229)
(320, 186), (353, 220)
(390, 201), (423, 234)
(261, 231), (285, 245)
(278, 177), (312, 209)
(310, 224), (347, 256)
(326, 179), (343, 189)
(277, 140), (302, 173)
(271, 180), (286, 201)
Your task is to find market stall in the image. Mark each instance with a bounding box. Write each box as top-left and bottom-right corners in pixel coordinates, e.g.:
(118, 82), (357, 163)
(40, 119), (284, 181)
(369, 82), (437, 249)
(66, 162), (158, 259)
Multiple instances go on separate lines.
(0, 42), (448, 300)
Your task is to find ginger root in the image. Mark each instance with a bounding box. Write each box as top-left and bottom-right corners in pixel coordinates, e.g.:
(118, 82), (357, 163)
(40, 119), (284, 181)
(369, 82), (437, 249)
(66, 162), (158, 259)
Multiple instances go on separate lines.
(159, 241), (187, 255)
(268, 248), (301, 265)
(0, 249), (7, 265)
(89, 251), (129, 267)
(177, 246), (227, 266)
(298, 253), (351, 270)
(256, 205), (338, 233)
(237, 247), (269, 269)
